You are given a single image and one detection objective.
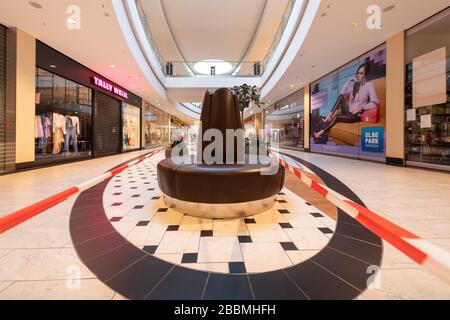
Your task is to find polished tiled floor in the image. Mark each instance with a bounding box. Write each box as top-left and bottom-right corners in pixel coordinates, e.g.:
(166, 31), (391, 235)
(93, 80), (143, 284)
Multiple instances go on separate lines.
(0, 148), (449, 299)
(103, 152), (336, 274)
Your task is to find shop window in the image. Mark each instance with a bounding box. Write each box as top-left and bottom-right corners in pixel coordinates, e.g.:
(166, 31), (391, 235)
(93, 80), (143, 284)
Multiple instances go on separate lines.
(122, 103), (141, 150)
(265, 89), (305, 150)
(310, 45), (387, 161)
(143, 102), (170, 148)
(35, 68), (93, 163)
(405, 9), (450, 168)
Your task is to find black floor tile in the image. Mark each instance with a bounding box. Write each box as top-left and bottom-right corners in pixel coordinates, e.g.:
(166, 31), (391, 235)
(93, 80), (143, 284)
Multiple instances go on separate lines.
(110, 217), (122, 222)
(70, 221), (116, 245)
(310, 212), (324, 218)
(284, 260), (361, 300)
(318, 227), (334, 234)
(203, 274), (254, 300)
(181, 253), (198, 264)
(157, 208), (169, 212)
(134, 205), (145, 210)
(143, 246), (158, 254)
(280, 242), (298, 251)
(136, 221), (150, 227)
(229, 262), (246, 274)
(244, 219), (256, 224)
(238, 236), (252, 243)
(200, 230), (213, 237)
(279, 223), (293, 229)
(147, 266), (208, 300)
(107, 255), (173, 300)
(325, 234), (382, 267)
(311, 248), (372, 291)
(152, 197), (161, 200)
(86, 243), (146, 281)
(167, 225), (179, 231)
(334, 221), (381, 245)
(278, 209), (290, 214)
(277, 200), (288, 204)
(75, 232), (127, 261)
(249, 271), (308, 300)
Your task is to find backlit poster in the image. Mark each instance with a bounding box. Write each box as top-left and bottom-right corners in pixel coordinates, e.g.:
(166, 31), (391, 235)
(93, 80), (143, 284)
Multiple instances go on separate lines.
(310, 46), (387, 161)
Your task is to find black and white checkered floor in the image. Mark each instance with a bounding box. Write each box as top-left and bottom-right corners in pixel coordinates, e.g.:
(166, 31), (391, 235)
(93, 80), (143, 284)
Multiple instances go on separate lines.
(103, 153), (337, 274)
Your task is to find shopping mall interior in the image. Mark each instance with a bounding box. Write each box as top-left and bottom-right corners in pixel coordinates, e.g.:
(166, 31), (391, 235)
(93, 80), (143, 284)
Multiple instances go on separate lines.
(0, 0), (449, 305)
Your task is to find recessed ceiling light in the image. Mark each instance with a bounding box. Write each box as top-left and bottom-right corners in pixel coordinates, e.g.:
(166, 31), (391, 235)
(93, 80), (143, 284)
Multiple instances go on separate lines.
(312, 65), (316, 68)
(50, 65), (56, 68)
(29, 1), (42, 9)
(132, 85), (136, 88)
(352, 21), (359, 27)
(383, 5), (396, 12)
(290, 85), (294, 88)
(321, 13), (327, 18)
(109, 64), (115, 68)
(104, 12), (110, 17)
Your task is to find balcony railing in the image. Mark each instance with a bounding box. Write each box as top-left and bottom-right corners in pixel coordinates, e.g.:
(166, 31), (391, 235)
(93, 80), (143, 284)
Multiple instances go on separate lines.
(135, 0), (296, 78)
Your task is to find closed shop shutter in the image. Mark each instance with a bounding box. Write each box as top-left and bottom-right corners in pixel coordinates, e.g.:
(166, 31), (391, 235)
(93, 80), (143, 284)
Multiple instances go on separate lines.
(94, 91), (121, 157)
(0, 25), (6, 172)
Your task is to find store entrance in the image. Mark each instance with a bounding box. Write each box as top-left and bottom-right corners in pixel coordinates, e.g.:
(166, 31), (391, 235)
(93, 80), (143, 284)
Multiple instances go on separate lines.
(94, 92), (121, 157)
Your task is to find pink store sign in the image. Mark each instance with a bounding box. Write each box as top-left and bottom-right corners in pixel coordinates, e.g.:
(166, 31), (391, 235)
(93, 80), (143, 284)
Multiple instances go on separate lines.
(91, 76), (128, 99)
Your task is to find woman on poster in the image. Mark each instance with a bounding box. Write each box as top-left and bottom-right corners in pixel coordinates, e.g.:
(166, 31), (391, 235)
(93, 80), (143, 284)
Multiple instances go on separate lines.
(313, 63), (380, 142)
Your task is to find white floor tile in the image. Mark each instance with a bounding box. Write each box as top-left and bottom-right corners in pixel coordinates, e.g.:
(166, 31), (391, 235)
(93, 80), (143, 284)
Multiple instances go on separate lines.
(240, 243), (292, 273)
(156, 231), (200, 254)
(246, 224), (291, 243)
(197, 237), (243, 263)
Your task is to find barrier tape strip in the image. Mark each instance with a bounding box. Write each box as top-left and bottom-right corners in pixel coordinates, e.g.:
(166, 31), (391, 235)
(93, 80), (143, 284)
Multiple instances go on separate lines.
(270, 150), (450, 285)
(0, 148), (164, 234)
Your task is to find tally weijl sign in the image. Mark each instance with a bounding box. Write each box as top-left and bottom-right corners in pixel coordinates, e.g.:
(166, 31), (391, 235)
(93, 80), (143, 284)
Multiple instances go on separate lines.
(91, 76), (129, 99)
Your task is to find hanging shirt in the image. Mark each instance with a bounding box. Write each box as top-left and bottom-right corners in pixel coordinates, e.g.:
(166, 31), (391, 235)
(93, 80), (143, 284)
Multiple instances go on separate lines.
(35, 116), (43, 138)
(53, 113), (66, 134)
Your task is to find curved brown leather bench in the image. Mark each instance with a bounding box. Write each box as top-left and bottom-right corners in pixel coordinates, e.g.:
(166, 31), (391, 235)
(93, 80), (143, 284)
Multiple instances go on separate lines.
(157, 88), (285, 218)
(158, 156), (285, 204)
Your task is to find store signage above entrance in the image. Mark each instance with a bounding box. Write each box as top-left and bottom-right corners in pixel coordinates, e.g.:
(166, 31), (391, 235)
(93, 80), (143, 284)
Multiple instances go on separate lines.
(91, 76), (128, 99)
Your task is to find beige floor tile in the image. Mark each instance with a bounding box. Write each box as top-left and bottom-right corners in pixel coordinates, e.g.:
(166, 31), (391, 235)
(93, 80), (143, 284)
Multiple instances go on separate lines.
(213, 219), (249, 236)
(156, 231), (200, 254)
(182, 263), (229, 273)
(246, 224), (291, 243)
(240, 243), (292, 273)
(0, 227), (71, 249)
(154, 253), (183, 264)
(126, 225), (167, 246)
(197, 237), (243, 263)
(0, 279), (115, 300)
(179, 216), (213, 231)
(284, 213), (325, 229)
(0, 282), (13, 293)
(0, 248), (95, 281)
(286, 250), (320, 265)
(285, 228), (330, 250)
(150, 211), (184, 226)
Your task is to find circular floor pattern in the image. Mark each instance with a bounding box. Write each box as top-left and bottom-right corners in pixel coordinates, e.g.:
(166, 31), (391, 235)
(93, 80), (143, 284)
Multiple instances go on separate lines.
(70, 150), (383, 300)
(102, 152), (337, 275)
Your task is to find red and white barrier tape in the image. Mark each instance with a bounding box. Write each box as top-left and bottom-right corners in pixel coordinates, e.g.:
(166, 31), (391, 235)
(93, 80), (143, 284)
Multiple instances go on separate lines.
(0, 148), (164, 234)
(270, 151), (450, 285)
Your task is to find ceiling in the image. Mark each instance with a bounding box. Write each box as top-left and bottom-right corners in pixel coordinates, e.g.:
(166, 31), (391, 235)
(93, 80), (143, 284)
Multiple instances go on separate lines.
(0, 0), (449, 125)
(257, 0), (450, 110)
(0, 0), (193, 123)
(140, 0), (290, 63)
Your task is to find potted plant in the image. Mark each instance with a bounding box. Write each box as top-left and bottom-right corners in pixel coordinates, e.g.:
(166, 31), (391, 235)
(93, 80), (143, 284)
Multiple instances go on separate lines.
(231, 84), (264, 121)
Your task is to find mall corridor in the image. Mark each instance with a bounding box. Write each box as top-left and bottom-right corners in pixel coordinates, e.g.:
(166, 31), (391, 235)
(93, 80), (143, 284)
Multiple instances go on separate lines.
(0, 0), (449, 308)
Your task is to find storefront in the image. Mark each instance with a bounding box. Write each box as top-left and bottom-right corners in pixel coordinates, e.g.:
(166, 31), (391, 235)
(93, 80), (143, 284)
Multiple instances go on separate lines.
(142, 101), (170, 148)
(265, 89), (305, 150)
(32, 41), (142, 167)
(404, 8), (450, 171)
(309, 45), (387, 162)
(170, 117), (188, 143)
